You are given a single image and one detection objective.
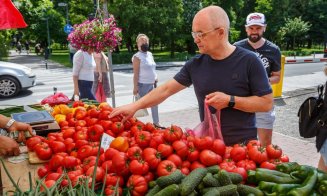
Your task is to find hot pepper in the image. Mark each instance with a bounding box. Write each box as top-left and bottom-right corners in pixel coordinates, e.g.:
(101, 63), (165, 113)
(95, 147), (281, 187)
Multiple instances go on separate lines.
(290, 165), (316, 180)
(272, 183), (301, 194)
(258, 181), (277, 193)
(276, 162), (301, 174)
(287, 168), (318, 196)
(255, 170), (301, 184)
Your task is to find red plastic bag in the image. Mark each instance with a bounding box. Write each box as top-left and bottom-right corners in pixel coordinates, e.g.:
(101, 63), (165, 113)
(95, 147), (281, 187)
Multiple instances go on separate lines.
(95, 82), (106, 102)
(191, 103), (224, 142)
(41, 92), (70, 106)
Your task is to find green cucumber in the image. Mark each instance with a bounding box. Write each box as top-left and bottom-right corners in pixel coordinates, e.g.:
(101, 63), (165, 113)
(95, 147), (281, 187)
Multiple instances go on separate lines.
(180, 168), (208, 196)
(156, 169), (184, 188)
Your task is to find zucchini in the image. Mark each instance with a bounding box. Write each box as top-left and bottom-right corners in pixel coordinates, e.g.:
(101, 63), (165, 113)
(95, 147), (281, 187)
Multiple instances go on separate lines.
(206, 165), (220, 174)
(180, 168), (208, 196)
(203, 184), (237, 196)
(146, 185), (161, 196)
(203, 173), (220, 187)
(156, 169), (184, 188)
(217, 170), (232, 186)
(237, 184), (264, 196)
(154, 184), (179, 196)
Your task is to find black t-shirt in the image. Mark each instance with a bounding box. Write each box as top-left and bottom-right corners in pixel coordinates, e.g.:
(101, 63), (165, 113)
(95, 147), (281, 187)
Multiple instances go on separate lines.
(234, 39), (281, 76)
(173, 46), (272, 145)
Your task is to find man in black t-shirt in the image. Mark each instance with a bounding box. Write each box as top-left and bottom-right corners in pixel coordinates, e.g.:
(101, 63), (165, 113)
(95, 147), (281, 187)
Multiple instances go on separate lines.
(234, 13), (281, 146)
(110, 6), (273, 146)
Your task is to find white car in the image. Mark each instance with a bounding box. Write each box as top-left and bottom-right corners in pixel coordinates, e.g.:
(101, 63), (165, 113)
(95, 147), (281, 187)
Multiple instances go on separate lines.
(0, 61), (36, 98)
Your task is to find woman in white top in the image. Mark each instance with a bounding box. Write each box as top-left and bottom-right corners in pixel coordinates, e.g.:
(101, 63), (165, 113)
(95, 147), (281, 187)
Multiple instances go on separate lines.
(72, 49), (96, 100)
(132, 34), (160, 126)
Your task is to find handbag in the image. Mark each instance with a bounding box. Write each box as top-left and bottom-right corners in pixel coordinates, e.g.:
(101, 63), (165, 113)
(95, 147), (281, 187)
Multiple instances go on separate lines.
(191, 102), (224, 142)
(133, 94), (149, 117)
(298, 82), (327, 138)
(95, 82), (107, 103)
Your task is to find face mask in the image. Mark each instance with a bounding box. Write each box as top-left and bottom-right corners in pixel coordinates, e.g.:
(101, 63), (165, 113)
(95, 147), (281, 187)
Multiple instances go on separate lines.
(141, 43), (149, 52)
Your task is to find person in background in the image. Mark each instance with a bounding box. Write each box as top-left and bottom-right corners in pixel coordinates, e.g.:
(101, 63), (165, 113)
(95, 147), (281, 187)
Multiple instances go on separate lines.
(72, 49), (96, 100)
(35, 42), (41, 55)
(92, 51), (111, 102)
(109, 6), (273, 146)
(0, 114), (34, 156)
(24, 40), (30, 54)
(16, 41), (22, 54)
(132, 34), (160, 127)
(234, 13), (281, 146)
(68, 42), (78, 65)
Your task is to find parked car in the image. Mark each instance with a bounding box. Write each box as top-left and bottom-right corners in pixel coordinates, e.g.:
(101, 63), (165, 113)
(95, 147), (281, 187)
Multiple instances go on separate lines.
(0, 61), (36, 98)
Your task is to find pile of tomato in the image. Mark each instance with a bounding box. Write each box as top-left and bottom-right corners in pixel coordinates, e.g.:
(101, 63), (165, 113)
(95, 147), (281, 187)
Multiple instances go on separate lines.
(25, 101), (290, 195)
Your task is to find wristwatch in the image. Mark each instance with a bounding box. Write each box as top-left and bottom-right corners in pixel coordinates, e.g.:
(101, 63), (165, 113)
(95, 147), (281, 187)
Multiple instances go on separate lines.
(228, 95), (235, 108)
(5, 119), (15, 129)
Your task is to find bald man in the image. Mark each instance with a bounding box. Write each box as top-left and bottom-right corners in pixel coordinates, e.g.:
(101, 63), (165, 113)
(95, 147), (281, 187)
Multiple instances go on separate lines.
(110, 6), (273, 145)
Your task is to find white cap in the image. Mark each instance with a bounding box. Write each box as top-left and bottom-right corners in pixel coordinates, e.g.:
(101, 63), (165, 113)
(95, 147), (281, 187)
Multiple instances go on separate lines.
(245, 13), (266, 27)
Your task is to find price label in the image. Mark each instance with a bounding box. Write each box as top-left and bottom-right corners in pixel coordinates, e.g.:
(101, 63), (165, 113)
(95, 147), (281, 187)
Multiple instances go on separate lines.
(100, 133), (115, 151)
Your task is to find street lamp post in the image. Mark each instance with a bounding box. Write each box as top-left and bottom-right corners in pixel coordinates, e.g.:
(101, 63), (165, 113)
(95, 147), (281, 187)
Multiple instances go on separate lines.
(58, 2), (69, 24)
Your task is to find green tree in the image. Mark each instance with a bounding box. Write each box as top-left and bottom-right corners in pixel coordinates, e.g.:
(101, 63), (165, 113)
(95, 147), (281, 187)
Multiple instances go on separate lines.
(280, 17), (311, 49)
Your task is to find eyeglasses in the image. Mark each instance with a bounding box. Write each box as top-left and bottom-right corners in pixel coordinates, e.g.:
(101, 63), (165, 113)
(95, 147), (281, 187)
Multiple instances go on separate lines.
(191, 27), (221, 39)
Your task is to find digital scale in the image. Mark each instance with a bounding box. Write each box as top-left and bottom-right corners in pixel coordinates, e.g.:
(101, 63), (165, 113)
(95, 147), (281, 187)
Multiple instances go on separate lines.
(11, 110), (60, 136)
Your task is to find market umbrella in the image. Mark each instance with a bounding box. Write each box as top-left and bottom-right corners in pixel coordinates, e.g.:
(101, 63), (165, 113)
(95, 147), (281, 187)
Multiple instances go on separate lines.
(0, 0), (27, 30)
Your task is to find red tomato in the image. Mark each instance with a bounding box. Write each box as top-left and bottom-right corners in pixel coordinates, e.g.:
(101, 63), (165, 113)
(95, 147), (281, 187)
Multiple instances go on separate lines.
(49, 154), (65, 171)
(172, 140), (189, 160)
(230, 146), (247, 162)
(98, 110), (111, 120)
(75, 139), (88, 149)
(26, 136), (44, 151)
(130, 124), (143, 136)
(236, 159), (257, 170)
(135, 131), (151, 148)
(231, 167), (248, 181)
(82, 156), (97, 172)
(157, 160), (177, 177)
(144, 122), (156, 132)
(142, 148), (161, 170)
(105, 185), (122, 196)
(112, 152), (130, 176)
(111, 122), (124, 134)
(87, 108), (100, 118)
(34, 143), (52, 160)
(75, 120), (86, 127)
(127, 175), (148, 196)
(102, 160), (114, 173)
(100, 120), (113, 131)
(87, 124), (104, 141)
(72, 101), (84, 108)
(188, 144), (200, 162)
(40, 180), (56, 192)
(246, 140), (261, 150)
(86, 166), (105, 182)
(163, 125), (183, 143)
(59, 120), (69, 128)
(104, 147), (120, 160)
(149, 133), (164, 149)
(181, 167), (190, 175)
(66, 113), (74, 121)
(190, 161), (205, 171)
(167, 154), (182, 168)
(86, 118), (98, 126)
(77, 145), (93, 160)
(194, 136), (214, 151)
(68, 118), (77, 127)
(212, 139), (226, 156)
(63, 156), (78, 169)
(182, 160), (191, 168)
(280, 154), (289, 162)
(126, 146), (142, 160)
(37, 166), (49, 178)
(49, 141), (66, 154)
(157, 143), (173, 158)
(129, 159), (149, 175)
(199, 149), (222, 166)
(73, 130), (88, 141)
(266, 144), (283, 159)
(75, 110), (87, 120)
(219, 159), (236, 172)
(143, 172), (154, 183)
(248, 146), (269, 164)
(260, 161), (276, 170)
(45, 172), (61, 181)
(105, 173), (124, 187)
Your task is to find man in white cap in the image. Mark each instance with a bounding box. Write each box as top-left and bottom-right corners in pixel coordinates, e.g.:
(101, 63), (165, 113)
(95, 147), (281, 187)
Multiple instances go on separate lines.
(234, 12), (281, 146)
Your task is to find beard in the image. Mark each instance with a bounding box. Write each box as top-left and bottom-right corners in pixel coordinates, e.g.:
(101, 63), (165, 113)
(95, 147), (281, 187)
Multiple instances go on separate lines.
(248, 34), (262, 43)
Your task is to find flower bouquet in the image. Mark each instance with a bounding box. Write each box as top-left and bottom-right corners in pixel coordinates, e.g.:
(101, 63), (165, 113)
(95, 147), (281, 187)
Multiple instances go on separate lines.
(67, 15), (122, 53)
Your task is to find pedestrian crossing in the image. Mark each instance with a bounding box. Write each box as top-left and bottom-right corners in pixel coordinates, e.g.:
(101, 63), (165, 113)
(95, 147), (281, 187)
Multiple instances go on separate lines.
(0, 67), (135, 106)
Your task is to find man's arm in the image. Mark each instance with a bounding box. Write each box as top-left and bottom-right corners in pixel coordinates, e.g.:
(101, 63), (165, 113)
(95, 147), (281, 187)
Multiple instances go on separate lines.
(205, 92), (273, 113)
(110, 79), (186, 121)
(269, 71), (281, 84)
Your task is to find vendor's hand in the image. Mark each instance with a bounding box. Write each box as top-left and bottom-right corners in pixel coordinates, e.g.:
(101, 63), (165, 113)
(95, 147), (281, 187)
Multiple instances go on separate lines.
(109, 103), (138, 123)
(205, 92), (230, 110)
(0, 136), (20, 156)
(8, 121), (34, 141)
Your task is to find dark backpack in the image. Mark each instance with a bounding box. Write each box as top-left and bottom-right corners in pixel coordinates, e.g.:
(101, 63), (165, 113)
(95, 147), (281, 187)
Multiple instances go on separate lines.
(298, 83), (327, 138)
